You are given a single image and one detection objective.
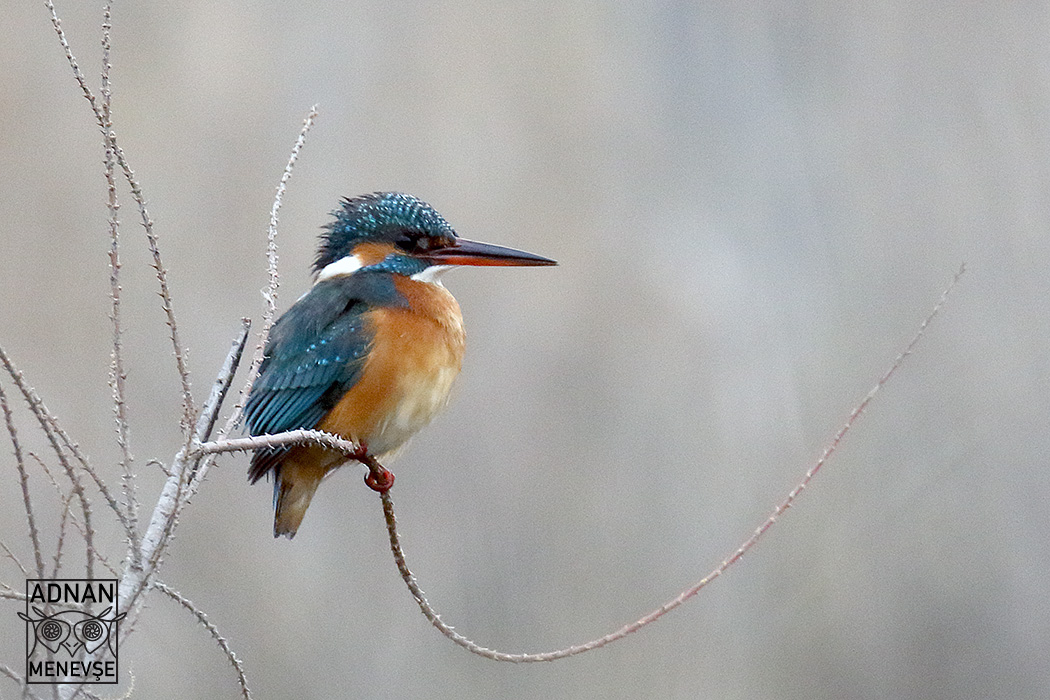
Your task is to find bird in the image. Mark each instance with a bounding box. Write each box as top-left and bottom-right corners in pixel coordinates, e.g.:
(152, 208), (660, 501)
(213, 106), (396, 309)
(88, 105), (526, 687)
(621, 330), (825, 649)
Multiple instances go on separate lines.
(244, 192), (556, 538)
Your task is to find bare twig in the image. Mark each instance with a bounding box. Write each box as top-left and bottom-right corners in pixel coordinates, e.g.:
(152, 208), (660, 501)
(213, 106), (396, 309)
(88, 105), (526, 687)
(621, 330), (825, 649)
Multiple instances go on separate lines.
(184, 320), (251, 496)
(47, 497), (122, 587)
(187, 108), (319, 521)
(45, 0), (195, 441)
(153, 582), (252, 700)
(51, 491), (75, 579)
(0, 587), (29, 602)
(265, 108), (318, 326)
(110, 104), (317, 632)
(109, 666), (135, 700)
(0, 345), (97, 580)
(226, 105), (320, 436)
(198, 323), (251, 448)
(0, 344), (133, 544)
(194, 429), (361, 459)
(100, 0), (139, 562)
(21, 451), (76, 579)
(154, 323), (250, 580)
(44, 410), (132, 534)
(1, 379), (44, 577)
(117, 323), (256, 628)
(29, 450), (68, 499)
(0, 540), (27, 576)
(261, 106), (318, 359)
(0, 661), (25, 685)
(377, 264), (966, 662)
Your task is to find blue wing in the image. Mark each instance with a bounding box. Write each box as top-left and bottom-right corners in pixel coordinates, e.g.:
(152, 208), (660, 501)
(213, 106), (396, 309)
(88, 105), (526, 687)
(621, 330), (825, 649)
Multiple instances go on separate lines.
(245, 274), (400, 482)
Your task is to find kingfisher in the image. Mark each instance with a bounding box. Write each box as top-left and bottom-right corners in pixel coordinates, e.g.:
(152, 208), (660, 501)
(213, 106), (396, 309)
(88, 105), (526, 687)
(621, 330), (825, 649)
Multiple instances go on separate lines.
(244, 192), (556, 538)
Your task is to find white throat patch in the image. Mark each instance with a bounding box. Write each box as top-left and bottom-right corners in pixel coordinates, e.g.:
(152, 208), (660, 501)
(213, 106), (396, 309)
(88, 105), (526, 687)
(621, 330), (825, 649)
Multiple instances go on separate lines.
(316, 254), (364, 282)
(410, 265), (453, 286)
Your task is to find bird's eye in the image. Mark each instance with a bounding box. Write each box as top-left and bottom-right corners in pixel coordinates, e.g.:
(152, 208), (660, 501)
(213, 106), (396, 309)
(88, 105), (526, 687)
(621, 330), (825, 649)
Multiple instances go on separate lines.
(394, 233), (435, 254)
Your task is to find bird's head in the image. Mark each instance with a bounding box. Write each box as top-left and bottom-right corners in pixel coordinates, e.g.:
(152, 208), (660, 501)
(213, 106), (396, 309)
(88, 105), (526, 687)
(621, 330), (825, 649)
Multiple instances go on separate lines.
(315, 192), (555, 282)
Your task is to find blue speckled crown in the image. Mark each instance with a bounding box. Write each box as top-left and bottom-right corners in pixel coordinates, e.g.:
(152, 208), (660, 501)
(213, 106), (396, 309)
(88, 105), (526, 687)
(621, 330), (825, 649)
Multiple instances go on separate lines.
(315, 192), (457, 273)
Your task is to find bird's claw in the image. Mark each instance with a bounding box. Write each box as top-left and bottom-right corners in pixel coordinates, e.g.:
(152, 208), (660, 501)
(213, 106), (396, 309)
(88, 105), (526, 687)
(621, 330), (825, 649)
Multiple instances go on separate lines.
(364, 467), (395, 493)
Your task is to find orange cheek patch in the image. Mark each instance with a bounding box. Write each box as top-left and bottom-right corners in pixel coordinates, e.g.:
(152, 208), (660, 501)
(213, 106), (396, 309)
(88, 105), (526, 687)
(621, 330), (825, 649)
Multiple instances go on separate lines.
(351, 242), (400, 266)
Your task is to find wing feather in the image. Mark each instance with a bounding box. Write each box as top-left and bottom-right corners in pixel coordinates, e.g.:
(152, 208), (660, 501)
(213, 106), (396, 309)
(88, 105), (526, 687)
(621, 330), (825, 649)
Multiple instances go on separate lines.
(245, 275), (400, 482)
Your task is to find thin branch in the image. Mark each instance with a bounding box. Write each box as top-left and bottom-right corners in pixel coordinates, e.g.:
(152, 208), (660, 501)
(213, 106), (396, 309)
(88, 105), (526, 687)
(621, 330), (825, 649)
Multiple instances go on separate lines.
(0, 587), (29, 602)
(45, 0), (195, 441)
(26, 447), (110, 585)
(152, 323), (251, 590)
(194, 429), (361, 459)
(117, 323), (257, 625)
(378, 264), (966, 662)
(0, 661), (44, 700)
(261, 105), (318, 366)
(0, 379), (44, 577)
(0, 540), (27, 576)
(224, 106), (319, 441)
(184, 319), (251, 496)
(266, 108), (319, 328)
(29, 450), (68, 499)
(0, 346), (97, 580)
(46, 411), (132, 534)
(51, 491), (75, 579)
(100, 0), (138, 561)
(22, 451), (75, 579)
(34, 491), (117, 583)
(100, 3), (112, 128)
(108, 666), (135, 700)
(186, 107), (318, 516)
(0, 661), (25, 685)
(1, 347), (133, 548)
(15, 366), (134, 553)
(198, 322), (251, 447)
(153, 582), (252, 700)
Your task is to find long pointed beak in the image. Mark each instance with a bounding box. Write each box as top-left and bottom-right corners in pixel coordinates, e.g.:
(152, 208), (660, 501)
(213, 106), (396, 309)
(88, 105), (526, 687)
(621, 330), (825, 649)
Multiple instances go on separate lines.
(426, 238), (557, 267)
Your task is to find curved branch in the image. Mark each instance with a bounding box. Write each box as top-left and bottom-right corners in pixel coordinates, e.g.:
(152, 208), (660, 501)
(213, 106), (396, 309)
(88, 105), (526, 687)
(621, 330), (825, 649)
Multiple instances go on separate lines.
(380, 264), (966, 662)
(154, 581), (252, 700)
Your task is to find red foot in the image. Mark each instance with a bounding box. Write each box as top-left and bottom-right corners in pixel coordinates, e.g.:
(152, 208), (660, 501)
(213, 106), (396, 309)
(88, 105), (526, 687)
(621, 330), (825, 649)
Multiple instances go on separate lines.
(364, 467), (395, 493)
(357, 452), (394, 492)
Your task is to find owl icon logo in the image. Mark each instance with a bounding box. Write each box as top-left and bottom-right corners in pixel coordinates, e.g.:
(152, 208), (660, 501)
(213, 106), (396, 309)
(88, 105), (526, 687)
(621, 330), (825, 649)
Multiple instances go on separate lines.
(20, 579), (123, 684)
(19, 605), (125, 658)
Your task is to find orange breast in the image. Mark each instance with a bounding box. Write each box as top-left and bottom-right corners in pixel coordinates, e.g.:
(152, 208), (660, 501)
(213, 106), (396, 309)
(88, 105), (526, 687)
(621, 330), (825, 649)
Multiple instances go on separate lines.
(317, 276), (465, 458)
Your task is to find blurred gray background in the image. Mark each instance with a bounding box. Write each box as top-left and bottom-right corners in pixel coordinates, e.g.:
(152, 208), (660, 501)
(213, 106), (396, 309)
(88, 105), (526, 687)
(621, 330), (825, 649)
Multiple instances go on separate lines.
(1, 2), (1048, 698)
